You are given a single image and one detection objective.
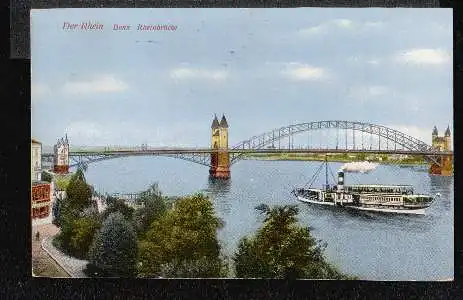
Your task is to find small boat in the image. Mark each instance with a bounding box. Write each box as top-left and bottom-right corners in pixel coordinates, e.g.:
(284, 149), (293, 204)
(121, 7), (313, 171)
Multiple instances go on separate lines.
(292, 156), (434, 215)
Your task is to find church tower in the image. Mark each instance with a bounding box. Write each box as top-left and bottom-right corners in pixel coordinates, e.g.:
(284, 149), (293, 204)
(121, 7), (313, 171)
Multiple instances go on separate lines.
(444, 125), (451, 151)
(53, 134), (70, 174)
(429, 126), (453, 176)
(209, 114), (230, 179)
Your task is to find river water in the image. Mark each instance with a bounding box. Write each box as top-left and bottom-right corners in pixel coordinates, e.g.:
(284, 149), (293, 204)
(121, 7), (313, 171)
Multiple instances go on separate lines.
(84, 157), (453, 280)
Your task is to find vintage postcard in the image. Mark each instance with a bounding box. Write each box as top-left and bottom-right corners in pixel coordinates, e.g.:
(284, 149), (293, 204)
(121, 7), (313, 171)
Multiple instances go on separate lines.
(31, 8), (453, 280)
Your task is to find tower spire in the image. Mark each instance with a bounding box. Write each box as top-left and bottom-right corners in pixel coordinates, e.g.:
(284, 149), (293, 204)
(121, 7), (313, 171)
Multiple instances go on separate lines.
(445, 125), (451, 137)
(211, 114), (220, 129)
(219, 114), (229, 128)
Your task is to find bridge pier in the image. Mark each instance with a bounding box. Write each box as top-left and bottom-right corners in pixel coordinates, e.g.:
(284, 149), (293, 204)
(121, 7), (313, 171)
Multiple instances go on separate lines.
(209, 114), (231, 180)
(428, 126), (453, 176)
(209, 164), (230, 179)
(429, 155), (453, 176)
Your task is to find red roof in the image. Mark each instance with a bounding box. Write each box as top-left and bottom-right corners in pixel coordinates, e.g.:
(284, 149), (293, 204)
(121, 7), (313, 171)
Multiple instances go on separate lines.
(31, 138), (42, 144)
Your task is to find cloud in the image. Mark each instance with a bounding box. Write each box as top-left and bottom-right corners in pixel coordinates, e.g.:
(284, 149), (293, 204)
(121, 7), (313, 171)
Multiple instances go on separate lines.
(363, 21), (384, 28)
(394, 48), (451, 66)
(281, 63), (331, 81)
(65, 120), (206, 147)
(298, 19), (383, 37)
(347, 56), (381, 66)
(347, 85), (389, 102)
(62, 74), (129, 95)
(367, 59), (380, 66)
(331, 19), (354, 29)
(170, 67), (228, 81)
(65, 121), (105, 143)
(31, 83), (51, 100)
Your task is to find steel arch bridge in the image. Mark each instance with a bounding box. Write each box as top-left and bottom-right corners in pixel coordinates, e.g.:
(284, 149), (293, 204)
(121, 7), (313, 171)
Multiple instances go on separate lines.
(229, 120), (439, 164)
(42, 120), (447, 169)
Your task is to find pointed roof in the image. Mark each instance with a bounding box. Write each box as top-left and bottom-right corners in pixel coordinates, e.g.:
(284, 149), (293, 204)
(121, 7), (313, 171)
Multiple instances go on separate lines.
(432, 126), (438, 136)
(219, 114), (229, 128)
(445, 125), (451, 136)
(211, 114), (220, 129)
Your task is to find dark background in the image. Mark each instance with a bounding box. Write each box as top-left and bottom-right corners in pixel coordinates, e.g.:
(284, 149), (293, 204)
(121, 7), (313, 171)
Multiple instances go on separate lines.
(2, 0), (460, 298)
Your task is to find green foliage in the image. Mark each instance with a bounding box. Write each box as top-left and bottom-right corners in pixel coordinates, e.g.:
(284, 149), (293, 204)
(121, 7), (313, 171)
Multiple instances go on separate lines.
(52, 196), (63, 227)
(357, 152), (367, 161)
(87, 212), (138, 277)
(41, 171), (53, 182)
(102, 196), (135, 222)
(59, 216), (101, 259)
(138, 193), (225, 278)
(233, 204), (354, 279)
(55, 176), (71, 191)
(65, 172), (92, 212)
(54, 167), (99, 260)
(132, 183), (168, 237)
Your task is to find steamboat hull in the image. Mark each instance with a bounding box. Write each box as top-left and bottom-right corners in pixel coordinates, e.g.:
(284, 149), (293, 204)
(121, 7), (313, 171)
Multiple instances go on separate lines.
(295, 194), (428, 215)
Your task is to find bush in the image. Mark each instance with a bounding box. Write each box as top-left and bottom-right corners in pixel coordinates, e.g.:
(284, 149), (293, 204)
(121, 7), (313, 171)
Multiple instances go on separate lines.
(87, 212), (138, 277)
(68, 216), (101, 259)
(138, 193), (226, 278)
(132, 189), (168, 237)
(102, 196), (134, 222)
(233, 204), (354, 279)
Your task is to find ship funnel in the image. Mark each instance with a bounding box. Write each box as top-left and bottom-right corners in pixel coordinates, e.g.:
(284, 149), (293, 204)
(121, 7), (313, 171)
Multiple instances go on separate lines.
(337, 170), (344, 192)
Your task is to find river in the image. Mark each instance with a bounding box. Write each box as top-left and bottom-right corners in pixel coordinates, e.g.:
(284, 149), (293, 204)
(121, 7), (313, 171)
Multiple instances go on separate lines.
(84, 156), (453, 280)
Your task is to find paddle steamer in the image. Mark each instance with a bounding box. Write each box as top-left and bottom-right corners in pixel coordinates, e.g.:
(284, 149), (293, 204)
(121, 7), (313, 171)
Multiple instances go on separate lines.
(292, 156), (434, 215)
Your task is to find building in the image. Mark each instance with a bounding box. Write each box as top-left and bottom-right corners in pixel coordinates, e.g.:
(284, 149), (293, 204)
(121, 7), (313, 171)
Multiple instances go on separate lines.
(431, 126), (451, 151)
(31, 138), (53, 222)
(53, 134), (70, 174)
(429, 126), (453, 176)
(31, 181), (52, 219)
(209, 114), (230, 179)
(31, 139), (42, 181)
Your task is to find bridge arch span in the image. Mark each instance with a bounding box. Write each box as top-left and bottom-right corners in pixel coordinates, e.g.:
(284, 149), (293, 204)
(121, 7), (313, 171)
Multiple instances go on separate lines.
(230, 120), (435, 165)
(69, 153), (212, 169)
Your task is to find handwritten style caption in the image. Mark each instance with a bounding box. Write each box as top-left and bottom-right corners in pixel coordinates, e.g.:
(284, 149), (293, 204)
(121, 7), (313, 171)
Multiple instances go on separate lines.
(62, 21), (178, 31)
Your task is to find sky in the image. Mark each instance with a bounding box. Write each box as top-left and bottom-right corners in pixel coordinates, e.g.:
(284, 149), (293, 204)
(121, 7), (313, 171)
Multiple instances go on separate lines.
(31, 8), (453, 149)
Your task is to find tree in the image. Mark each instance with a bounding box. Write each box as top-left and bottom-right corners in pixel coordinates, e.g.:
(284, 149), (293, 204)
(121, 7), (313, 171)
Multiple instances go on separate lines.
(54, 167), (96, 256)
(358, 152), (367, 161)
(67, 216), (101, 259)
(233, 204), (354, 279)
(52, 196), (63, 227)
(65, 170), (92, 212)
(86, 212), (138, 277)
(132, 183), (168, 237)
(138, 193), (226, 278)
(102, 196), (135, 222)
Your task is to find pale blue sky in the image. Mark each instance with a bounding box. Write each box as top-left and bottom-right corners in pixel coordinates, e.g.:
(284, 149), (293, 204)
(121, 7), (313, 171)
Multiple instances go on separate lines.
(31, 8), (453, 148)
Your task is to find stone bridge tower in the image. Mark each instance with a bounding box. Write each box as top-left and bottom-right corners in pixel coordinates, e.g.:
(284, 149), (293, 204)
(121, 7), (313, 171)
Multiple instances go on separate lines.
(53, 134), (70, 174)
(209, 114), (230, 179)
(429, 125), (453, 176)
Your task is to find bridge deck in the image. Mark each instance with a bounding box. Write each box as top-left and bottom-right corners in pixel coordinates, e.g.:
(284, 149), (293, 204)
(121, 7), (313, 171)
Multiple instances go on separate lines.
(42, 148), (453, 157)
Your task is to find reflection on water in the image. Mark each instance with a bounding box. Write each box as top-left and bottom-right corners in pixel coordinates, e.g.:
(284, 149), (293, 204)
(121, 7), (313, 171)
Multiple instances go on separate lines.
(85, 157), (453, 280)
(202, 178), (232, 214)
